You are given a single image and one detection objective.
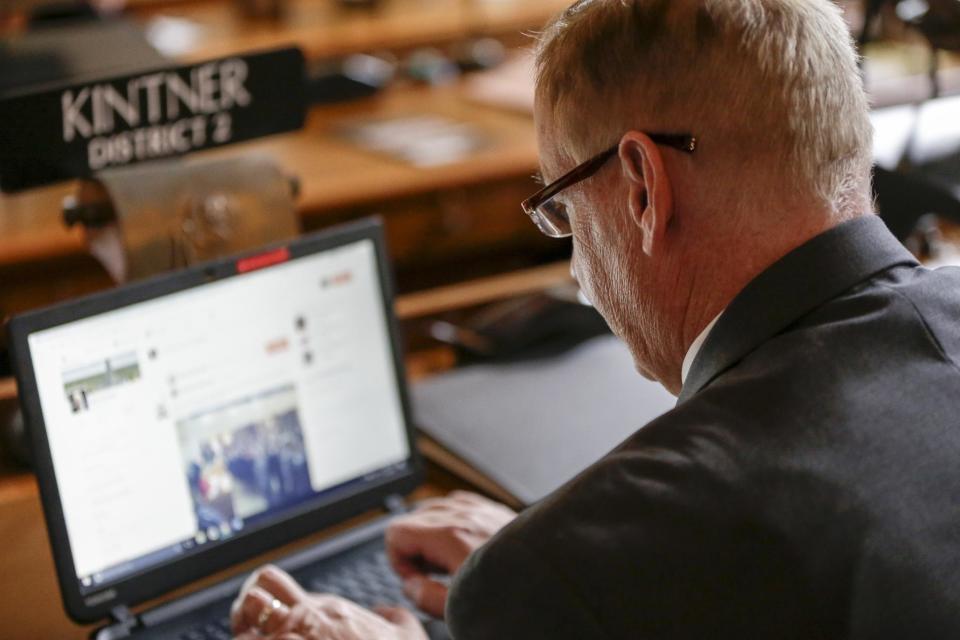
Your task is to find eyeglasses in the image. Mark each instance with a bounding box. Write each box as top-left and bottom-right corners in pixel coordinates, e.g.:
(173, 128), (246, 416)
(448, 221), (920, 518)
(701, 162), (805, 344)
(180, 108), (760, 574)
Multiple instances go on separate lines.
(521, 133), (698, 238)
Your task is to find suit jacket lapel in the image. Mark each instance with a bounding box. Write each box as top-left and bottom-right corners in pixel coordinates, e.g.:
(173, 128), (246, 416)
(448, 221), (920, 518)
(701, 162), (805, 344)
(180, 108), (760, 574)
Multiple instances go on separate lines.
(677, 216), (919, 405)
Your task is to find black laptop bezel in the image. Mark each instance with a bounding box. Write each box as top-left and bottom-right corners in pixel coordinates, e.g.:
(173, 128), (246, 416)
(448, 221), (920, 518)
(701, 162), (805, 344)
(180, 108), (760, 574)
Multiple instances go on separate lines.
(8, 218), (424, 624)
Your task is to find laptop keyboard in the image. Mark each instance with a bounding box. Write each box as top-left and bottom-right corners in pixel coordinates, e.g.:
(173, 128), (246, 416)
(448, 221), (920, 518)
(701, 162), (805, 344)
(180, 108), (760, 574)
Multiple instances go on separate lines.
(178, 616), (232, 640)
(174, 539), (420, 639)
(306, 546), (421, 615)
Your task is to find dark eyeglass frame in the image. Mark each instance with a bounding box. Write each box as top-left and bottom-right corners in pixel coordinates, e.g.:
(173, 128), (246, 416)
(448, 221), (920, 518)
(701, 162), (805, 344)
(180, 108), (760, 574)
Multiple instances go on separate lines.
(521, 133), (698, 238)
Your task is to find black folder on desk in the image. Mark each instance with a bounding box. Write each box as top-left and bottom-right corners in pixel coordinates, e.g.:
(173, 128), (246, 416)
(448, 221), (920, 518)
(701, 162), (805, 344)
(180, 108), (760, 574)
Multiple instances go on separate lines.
(411, 335), (678, 506)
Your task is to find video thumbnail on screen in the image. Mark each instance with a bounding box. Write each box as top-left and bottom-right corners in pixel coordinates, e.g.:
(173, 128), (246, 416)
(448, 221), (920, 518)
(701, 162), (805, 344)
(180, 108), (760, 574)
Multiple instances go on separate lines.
(177, 385), (313, 534)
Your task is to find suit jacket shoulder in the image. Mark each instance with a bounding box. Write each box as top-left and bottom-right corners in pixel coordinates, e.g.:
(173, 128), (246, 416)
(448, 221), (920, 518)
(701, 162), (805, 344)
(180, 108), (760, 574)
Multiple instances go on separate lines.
(447, 217), (960, 639)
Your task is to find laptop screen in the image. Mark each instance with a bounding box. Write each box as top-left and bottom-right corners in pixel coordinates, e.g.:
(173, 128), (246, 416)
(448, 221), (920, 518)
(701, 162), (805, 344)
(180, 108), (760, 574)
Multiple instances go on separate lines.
(25, 238), (411, 594)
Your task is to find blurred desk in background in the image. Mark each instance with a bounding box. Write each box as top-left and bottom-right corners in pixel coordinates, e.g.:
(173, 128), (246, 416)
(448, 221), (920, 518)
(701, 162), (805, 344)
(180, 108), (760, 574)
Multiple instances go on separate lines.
(0, 81), (562, 315)
(129, 0), (568, 61)
(0, 0), (566, 316)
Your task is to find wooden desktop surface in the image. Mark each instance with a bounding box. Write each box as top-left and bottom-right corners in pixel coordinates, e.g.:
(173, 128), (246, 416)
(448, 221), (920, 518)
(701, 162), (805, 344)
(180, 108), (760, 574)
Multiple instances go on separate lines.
(129, 0), (569, 62)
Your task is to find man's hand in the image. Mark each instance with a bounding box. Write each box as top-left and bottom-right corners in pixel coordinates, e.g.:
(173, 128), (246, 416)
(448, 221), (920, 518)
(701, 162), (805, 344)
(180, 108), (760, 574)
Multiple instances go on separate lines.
(386, 491), (517, 618)
(230, 565), (427, 640)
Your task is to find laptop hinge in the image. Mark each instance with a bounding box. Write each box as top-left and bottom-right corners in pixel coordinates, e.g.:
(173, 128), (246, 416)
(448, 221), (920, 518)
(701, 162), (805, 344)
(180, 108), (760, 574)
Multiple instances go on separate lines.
(384, 493), (406, 515)
(108, 605), (138, 635)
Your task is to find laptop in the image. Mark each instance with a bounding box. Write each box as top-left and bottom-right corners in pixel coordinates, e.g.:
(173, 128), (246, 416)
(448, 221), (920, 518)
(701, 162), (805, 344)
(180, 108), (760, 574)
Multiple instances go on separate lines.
(9, 218), (446, 639)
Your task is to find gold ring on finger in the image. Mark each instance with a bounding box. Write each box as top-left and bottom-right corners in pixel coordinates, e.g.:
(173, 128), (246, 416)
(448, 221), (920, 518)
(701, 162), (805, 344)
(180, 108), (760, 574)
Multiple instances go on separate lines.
(256, 597), (283, 631)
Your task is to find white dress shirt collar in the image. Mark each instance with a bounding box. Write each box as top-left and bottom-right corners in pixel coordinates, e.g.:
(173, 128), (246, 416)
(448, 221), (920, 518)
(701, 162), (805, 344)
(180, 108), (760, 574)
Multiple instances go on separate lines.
(681, 313), (722, 386)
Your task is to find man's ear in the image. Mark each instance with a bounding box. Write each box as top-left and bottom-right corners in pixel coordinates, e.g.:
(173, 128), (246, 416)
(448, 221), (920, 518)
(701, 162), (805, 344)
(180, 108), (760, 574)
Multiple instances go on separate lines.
(619, 132), (674, 257)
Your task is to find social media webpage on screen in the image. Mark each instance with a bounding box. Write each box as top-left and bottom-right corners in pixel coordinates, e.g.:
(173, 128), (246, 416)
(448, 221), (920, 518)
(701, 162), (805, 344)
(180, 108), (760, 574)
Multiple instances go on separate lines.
(27, 239), (411, 593)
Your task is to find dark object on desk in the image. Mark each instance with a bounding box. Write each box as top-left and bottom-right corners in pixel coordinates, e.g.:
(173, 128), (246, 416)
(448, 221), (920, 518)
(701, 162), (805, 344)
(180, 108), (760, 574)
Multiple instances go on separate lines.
(338, 0), (382, 7)
(413, 334), (677, 505)
(0, 332), (27, 468)
(875, 165), (960, 240)
(428, 293), (611, 363)
(307, 54), (395, 105)
(26, 0), (98, 25)
(452, 39), (507, 74)
(0, 408), (29, 468)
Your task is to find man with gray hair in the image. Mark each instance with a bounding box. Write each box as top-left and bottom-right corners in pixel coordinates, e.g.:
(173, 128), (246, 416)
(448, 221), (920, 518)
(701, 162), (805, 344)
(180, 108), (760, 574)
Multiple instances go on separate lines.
(230, 1), (960, 638)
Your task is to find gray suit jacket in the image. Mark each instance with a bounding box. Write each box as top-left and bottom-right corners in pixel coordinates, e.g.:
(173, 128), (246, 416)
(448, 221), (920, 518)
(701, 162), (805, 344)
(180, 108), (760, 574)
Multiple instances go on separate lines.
(445, 215), (960, 639)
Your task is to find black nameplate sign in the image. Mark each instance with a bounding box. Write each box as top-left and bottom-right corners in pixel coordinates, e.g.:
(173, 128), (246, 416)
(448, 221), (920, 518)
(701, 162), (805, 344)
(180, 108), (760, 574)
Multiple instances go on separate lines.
(0, 47), (306, 193)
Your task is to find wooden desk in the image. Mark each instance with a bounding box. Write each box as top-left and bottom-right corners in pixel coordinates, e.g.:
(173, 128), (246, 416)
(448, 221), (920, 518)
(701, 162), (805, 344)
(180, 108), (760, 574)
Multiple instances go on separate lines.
(0, 82), (560, 314)
(0, 262), (572, 639)
(130, 0), (569, 62)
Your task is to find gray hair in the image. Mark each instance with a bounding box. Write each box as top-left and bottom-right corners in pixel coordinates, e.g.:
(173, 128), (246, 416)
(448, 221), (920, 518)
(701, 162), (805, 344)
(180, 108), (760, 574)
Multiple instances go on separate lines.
(536, 0), (873, 217)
